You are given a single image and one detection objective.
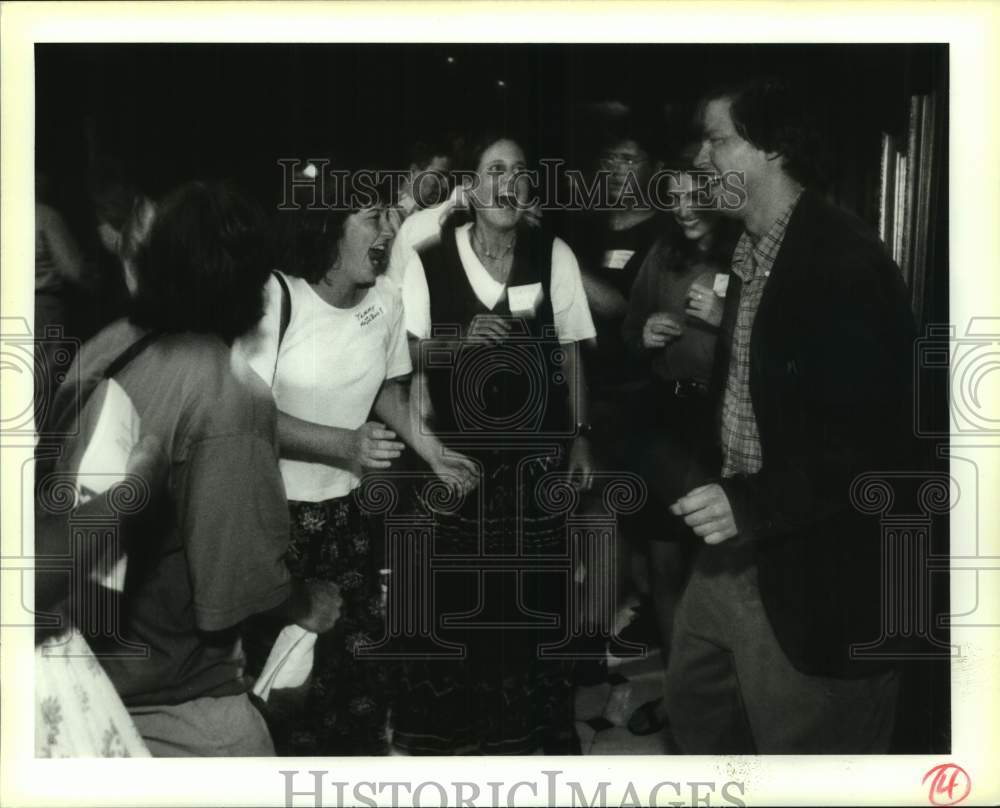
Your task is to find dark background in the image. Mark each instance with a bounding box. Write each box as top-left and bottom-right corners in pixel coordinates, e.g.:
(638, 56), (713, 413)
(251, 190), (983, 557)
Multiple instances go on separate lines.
(36, 43), (949, 320)
(35, 43), (949, 328)
(34, 42), (951, 753)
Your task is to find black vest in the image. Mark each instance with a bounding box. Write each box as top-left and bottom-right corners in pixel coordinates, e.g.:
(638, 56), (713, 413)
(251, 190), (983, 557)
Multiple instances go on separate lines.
(419, 224), (569, 441)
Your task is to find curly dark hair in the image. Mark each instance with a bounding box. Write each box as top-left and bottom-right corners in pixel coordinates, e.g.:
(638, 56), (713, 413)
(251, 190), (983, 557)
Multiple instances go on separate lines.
(596, 110), (662, 164)
(698, 76), (826, 186)
(274, 165), (356, 284)
(128, 181), (274, 343)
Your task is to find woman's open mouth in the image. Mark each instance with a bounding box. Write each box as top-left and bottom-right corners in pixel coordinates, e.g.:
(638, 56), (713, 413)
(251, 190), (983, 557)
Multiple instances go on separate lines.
(368, 242), (389, 272)
(496, 191), (520, 210)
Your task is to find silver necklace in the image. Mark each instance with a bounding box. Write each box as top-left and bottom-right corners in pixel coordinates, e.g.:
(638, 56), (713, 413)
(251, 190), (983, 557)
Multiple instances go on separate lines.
(472, 227), (516, 261)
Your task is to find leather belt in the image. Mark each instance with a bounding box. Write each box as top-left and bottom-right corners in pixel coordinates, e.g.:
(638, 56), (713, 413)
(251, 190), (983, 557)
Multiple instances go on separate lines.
(657, 378), (710, 399)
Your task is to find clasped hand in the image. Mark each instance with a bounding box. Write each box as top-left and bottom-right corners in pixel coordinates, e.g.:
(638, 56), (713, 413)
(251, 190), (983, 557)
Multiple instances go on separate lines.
(642, 312), (683, 348)
(670, 483), (738, 545)
(467, 314), (511, 345)
(685, 282), (724, 328)
(352, 421), (404, 470)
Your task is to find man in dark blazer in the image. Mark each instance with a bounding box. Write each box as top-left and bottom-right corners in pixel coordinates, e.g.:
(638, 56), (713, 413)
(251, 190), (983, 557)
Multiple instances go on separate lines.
(663, 77), (917, 753)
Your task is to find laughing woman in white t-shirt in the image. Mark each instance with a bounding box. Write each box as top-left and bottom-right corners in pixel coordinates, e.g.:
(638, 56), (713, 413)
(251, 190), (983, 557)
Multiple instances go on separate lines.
(236, 177), (476, 756)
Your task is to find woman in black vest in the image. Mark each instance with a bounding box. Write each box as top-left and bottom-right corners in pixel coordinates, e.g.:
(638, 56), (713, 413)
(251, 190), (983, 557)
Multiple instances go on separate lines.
(395, 132), (598, 754)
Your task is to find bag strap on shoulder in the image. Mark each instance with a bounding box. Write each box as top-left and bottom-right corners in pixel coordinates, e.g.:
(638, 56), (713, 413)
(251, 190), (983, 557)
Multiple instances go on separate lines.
(273, 270), (292, 347)
(104, 330), (161, 380)
(270, 271), (292, 386)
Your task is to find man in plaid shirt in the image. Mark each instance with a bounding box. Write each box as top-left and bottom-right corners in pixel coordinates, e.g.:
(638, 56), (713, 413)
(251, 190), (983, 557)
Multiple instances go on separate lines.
(662, 78), (916, 753)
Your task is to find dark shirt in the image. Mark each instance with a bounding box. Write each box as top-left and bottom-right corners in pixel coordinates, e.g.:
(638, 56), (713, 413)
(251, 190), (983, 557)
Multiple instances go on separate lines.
(622, 236), (733, 387)
(568, 212), (665, 392)
(711, 190), (918, 676)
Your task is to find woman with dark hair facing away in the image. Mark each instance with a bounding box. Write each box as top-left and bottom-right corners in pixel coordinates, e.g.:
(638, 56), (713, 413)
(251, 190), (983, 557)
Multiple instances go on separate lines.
(43, 180), (342, 756)
(396, 131), (597, 754)
(235, 167), (478, 755)
(620, 145), (740, 735)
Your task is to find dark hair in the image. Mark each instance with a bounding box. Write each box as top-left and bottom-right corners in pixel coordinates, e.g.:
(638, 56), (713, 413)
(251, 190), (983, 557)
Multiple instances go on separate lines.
(92, 179), (142, 231)
(442, 128), (531, 231)
(274, 163), (359, 284)
(596, 109), (662, 164)
(129, 181), (273, 342)
(407, 139), (451, 170)
(660, 140), (703, 173)
(698, 76), (824, 186)
(455, 128), (530, 175)
(658, 139), (743, 263)
(89, 158), (142, 231)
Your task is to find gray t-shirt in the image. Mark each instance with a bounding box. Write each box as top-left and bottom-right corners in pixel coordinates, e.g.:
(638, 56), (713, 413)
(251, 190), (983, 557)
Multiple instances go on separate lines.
(51, 319), (291, 706)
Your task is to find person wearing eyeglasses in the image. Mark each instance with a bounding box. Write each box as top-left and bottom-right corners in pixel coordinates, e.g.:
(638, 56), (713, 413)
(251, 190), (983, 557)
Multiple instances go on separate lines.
(562, 110), (669, 677)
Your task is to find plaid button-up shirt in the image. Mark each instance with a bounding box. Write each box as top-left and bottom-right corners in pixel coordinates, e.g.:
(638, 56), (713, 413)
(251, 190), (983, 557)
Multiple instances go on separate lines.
(720, 191), (803, 478)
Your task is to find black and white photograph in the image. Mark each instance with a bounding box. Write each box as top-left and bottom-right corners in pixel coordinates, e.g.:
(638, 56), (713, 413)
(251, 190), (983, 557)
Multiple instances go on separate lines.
(1, 3), (998, 807)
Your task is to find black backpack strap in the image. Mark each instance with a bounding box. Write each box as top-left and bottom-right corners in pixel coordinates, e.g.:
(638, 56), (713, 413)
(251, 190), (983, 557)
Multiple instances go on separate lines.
(273, 270), (292, 346)
(269, 271), (292, 386)
(103, 330), (161, 380)
(35, 329), (160, 481)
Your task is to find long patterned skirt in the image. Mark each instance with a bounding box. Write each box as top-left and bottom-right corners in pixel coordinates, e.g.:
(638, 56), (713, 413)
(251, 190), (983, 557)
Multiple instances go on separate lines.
(268, 496), (391, 756)
(390, 447), (577, 755)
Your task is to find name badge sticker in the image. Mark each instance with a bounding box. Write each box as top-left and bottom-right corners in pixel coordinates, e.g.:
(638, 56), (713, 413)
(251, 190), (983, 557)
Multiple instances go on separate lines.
(603, 249), (635, 270)
(507, 282), (544, 318)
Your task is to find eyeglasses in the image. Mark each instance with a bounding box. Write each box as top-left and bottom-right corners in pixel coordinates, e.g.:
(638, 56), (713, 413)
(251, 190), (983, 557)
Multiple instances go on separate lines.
(600, 152), (648, 168)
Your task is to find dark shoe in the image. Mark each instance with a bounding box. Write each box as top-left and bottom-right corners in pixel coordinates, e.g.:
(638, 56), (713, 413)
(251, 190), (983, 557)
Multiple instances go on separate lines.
(543, 729), (583, 755)
(627, 697), (668, 736)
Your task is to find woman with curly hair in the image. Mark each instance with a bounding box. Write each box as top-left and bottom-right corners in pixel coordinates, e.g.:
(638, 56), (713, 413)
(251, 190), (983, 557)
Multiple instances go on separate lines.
(236, 167), (477, 755)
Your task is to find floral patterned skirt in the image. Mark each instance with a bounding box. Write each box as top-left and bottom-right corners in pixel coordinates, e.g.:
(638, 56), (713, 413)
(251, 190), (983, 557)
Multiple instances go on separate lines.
(264, 495), (390, 756)
(36, 629), (150, 758)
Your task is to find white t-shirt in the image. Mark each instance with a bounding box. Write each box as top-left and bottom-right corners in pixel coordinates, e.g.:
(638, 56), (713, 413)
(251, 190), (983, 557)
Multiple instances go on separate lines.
(234, 272), (412, 502)
(401, 222), (597, 344)
(384, 187), (461, 287)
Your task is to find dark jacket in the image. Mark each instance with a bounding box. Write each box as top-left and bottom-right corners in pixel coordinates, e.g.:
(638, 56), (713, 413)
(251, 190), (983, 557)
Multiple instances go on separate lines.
(713, 190), (918, 677)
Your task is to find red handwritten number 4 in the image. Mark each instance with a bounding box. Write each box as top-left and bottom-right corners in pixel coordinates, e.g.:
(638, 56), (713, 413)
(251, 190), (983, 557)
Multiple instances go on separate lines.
(923, 764), (971, 806)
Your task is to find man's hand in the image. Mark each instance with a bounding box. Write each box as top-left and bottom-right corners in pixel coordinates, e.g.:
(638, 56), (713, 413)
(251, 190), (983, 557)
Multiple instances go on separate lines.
(297, 579), (342, 634)
(685, 282), (724, 328)
(642, 312), (684, 349)
(351, 422), (404, 470)
(670, 483), (738, 544)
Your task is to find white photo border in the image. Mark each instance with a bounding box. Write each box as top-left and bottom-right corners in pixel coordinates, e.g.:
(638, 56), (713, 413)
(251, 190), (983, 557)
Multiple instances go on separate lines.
(2, 2), (998, 806)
